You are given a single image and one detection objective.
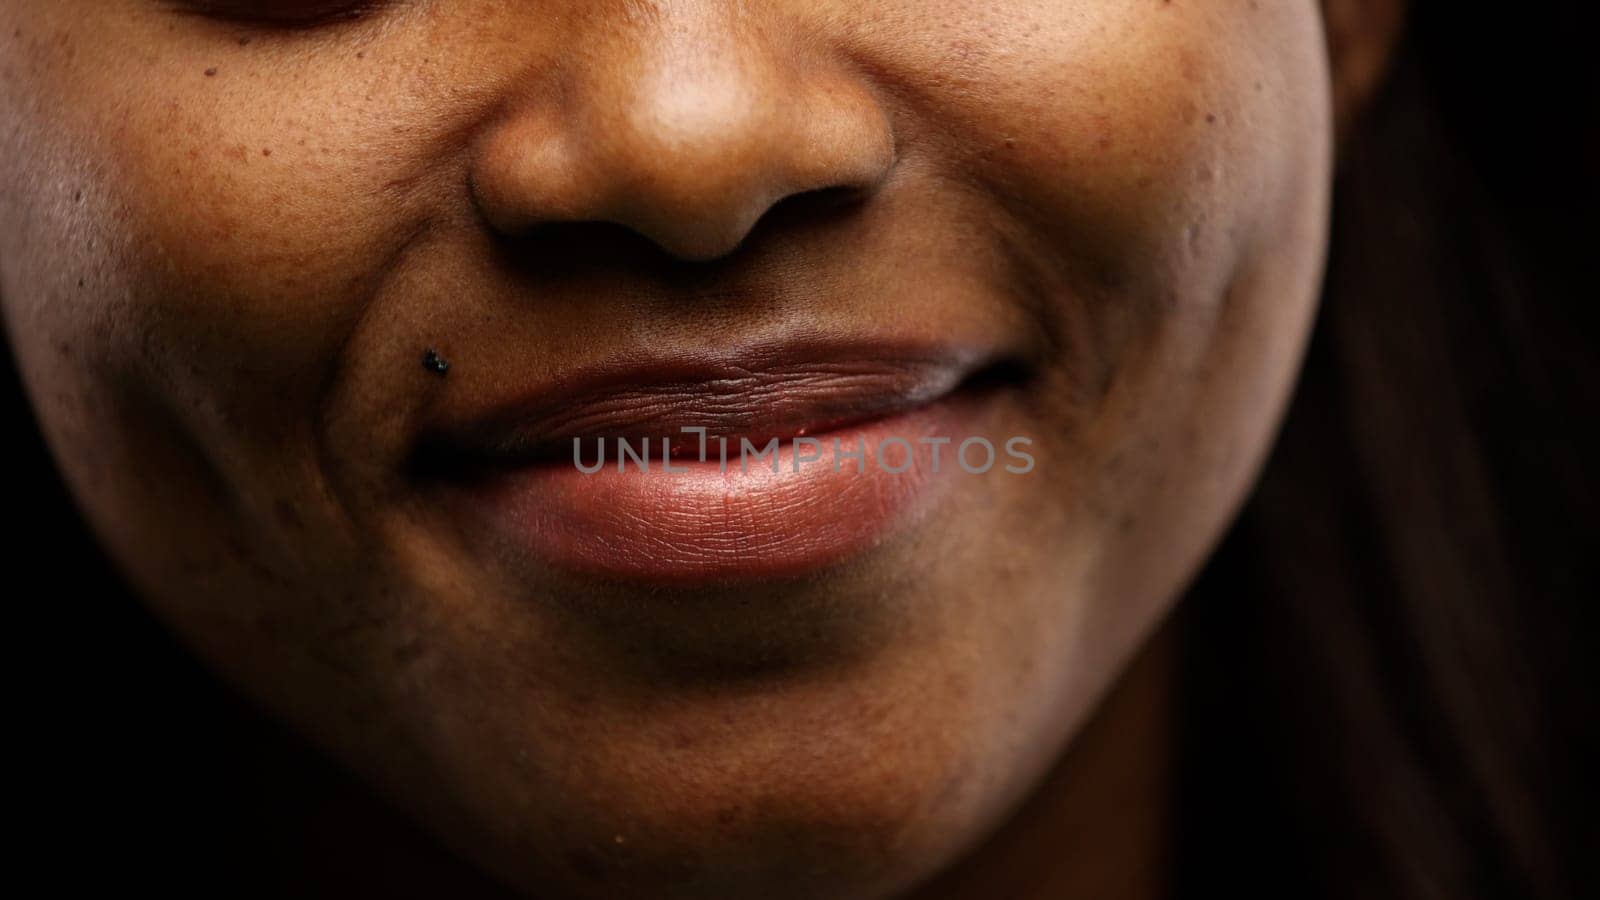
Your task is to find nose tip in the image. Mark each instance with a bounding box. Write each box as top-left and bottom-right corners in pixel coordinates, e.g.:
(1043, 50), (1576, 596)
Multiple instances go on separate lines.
(607, 73), (896, 261)
(469, 23), (896, 263)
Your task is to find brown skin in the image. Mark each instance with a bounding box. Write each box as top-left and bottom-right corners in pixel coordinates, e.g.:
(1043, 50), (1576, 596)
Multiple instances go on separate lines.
(0, 2), (1403, 897)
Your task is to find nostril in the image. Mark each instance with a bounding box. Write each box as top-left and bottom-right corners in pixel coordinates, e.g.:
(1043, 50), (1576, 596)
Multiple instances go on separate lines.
(488, 219), (691, 280)
(785, 184), (873, 214)
(488, 184), (881, 280)
(734, 184), (874, 248)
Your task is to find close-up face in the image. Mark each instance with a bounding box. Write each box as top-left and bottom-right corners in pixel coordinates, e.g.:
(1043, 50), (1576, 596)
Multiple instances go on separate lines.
(1, 1), (1334, 897)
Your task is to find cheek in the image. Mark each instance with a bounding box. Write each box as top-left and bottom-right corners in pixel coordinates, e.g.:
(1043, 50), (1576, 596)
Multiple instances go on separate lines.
(843, 0), (1333, 437)
(1044, 4), (1332, 603)
(83, 59), (422, 425)
(0, 12), (462, 634)
(859, 1), (1332, 594)
(1, 10), (497, 524)
(896, 0), (1328, 283)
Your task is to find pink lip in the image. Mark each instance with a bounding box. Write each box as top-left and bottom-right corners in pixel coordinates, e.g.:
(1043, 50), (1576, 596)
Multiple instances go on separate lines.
(413, 341), (1007, 584)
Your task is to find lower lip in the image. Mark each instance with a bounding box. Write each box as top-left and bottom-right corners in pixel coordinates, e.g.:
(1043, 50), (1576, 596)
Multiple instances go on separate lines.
(437, 399), (984, 584)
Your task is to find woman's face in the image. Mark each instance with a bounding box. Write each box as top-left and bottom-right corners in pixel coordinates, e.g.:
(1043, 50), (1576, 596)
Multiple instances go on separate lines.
(1, 1), (1331, 896)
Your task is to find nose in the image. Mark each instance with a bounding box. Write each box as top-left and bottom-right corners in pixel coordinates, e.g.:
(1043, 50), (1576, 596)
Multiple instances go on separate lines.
(469, 9), (896, 263)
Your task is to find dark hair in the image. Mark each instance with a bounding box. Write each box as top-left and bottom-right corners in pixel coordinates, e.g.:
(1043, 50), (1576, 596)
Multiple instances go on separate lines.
(1177, 2), (1597, 897)
(9, 1), (1595, 897)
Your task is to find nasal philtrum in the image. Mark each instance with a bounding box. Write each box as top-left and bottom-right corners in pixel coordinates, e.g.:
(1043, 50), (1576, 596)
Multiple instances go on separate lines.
(422, 348), (450, 377)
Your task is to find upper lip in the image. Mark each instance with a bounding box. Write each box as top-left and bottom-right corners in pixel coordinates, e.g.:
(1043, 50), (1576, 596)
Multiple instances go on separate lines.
(411, 339), (1000, 474)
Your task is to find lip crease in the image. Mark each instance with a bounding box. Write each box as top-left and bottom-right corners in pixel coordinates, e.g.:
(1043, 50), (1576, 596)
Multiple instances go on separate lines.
(412, 339), (1013, 584)
(414, 341), (988, 470)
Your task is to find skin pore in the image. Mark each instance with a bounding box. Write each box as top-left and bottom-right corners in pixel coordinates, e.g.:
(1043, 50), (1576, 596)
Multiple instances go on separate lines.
(0, 2), (1401, 898)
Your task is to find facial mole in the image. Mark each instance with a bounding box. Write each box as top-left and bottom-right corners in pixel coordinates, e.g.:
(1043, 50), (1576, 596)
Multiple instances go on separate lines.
(422, 348), (450, 377)
(204, 67), (218, 77)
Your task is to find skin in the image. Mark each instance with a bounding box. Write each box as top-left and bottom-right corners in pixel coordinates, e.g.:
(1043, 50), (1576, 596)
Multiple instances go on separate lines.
(0, 1), (1402, 897)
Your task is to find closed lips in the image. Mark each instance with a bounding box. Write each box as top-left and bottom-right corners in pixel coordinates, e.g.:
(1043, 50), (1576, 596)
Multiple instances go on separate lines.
(411, 342), (1001, 474)
(410, 339), (1024, 583)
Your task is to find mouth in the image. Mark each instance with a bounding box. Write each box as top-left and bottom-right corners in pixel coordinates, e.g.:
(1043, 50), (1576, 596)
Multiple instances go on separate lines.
(410, 340), (1026, 584)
